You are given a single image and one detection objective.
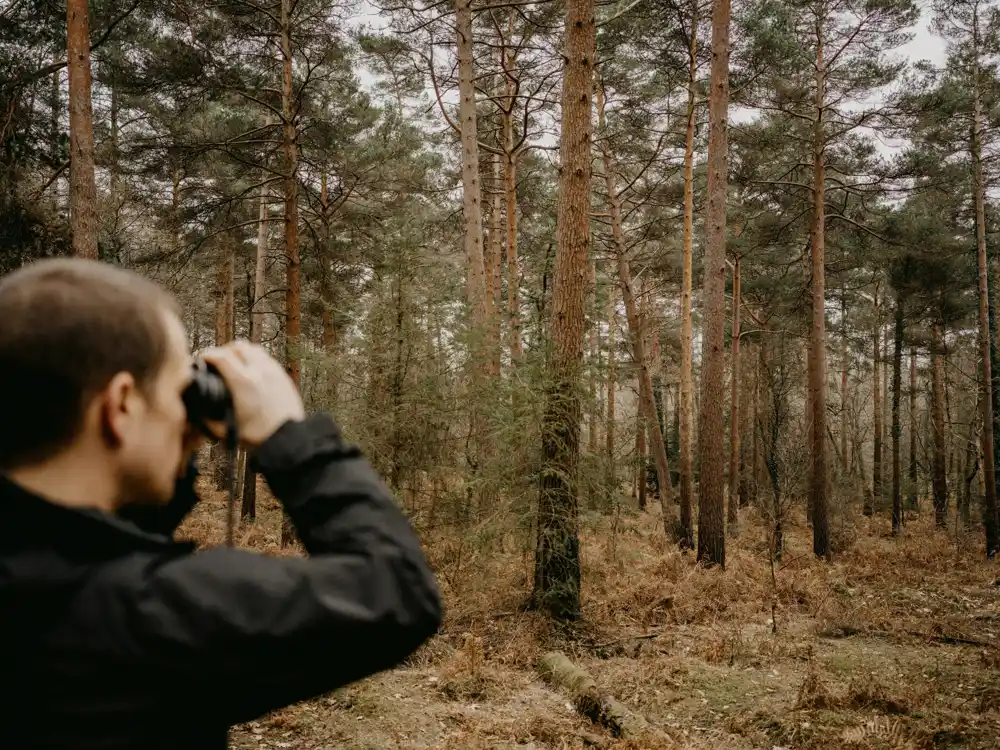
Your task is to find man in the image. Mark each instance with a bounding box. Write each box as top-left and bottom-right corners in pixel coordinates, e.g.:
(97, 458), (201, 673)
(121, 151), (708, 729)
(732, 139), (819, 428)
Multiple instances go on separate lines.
(0, 258), (442, 749)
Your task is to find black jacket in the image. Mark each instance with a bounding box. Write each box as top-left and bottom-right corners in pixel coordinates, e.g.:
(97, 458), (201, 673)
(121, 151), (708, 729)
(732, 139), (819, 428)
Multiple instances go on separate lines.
(0, 415), (443, 749)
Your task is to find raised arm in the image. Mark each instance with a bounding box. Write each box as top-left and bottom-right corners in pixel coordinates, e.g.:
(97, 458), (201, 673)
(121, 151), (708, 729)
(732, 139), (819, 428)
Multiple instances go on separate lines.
(75, 414), (441, 725)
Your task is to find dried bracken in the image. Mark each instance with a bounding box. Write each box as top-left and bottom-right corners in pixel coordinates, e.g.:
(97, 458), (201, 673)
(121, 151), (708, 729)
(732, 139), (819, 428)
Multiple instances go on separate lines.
(181, 480), (1000, 750)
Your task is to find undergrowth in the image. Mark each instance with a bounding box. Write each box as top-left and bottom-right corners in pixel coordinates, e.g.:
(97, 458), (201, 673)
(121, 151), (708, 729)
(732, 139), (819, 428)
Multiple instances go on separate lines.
(178, 483), (1000, 749)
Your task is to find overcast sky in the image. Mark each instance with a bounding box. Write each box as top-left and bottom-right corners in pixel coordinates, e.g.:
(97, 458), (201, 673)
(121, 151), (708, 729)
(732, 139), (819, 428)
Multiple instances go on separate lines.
(352, 3), (951, 157)
(902, 5), (947, 67)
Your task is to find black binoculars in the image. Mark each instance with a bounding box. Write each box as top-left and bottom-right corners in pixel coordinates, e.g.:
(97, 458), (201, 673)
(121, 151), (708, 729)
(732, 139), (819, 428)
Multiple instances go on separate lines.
(182, 360), (233, 432)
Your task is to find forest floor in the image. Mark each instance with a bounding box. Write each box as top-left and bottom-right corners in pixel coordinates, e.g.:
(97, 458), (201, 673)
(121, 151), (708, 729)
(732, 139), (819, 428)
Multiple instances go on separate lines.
(179, 484), (1000, 750)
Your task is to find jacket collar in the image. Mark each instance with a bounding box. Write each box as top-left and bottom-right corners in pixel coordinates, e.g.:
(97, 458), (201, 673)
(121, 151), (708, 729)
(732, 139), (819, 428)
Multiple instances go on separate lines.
(0, 475), (193, 561)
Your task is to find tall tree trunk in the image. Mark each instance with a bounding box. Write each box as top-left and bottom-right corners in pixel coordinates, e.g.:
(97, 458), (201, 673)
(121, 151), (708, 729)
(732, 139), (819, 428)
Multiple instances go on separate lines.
(280, 0), (300, 548)
(252, 182), (270, 346)
(390, 275), (406, 493)
(931, 323), (949, 527)
(841, 293), (849, 474)
(679, 5), (698, 550)
(637, 411), (647, 510)
(455, 0), (487, 322)
(990, 235), (1000, 537)
(171, 161), (182, 252)
(66, 0), (98, 258)
(108, 63), (122, 260)
(727, 255), (741, 533)
(908, 346), (918, 511)
(214, 240), (235, 345)
(502, 72), (523, 361)
(696, 0), (731, 568)
(988, 265), (1000, 515)
(589, 261), (599, 453)
(748, 343), (760, 507)
(241, 168), (272, 521)
(808, 28), (830, 558)
(212, 235), (235, 491)
(281, 0), (300, 387)
(870, 290), (881, 517)
(892, 298), (904, 536)
(805, 334), (814, 525)
(488, 153), (503, 376)
(532, 0), (594, 620)
(962, 392), (978, 529)
(652, 333), (667, 494)
(884, 328), (891, 505)
(606, 294), (616, 482)
(50, 59), (61, 213)
(973, 72), (1000, 556)
(454, 0), (488, 524)
(596, 82), (675, 533)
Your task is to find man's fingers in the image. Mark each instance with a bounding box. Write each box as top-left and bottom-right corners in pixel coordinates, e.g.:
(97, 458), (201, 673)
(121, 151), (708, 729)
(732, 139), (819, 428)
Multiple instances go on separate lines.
(201, 346), (250, 382)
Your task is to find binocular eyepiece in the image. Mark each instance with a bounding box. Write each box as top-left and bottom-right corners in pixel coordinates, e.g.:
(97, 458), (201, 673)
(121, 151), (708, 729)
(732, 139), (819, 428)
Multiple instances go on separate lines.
(182, 360), (233, 431)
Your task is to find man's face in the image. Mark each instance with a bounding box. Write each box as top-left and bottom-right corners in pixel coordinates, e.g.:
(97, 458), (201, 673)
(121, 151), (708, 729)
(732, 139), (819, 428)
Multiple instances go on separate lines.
(113, 310), (195, 506)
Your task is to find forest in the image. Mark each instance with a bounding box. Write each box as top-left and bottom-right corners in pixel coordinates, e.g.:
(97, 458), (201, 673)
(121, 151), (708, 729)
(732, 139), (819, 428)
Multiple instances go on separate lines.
(4, 0), (1000, 747)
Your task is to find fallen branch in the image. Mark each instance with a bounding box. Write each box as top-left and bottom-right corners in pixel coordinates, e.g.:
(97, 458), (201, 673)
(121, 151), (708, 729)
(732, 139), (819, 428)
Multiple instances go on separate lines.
(536, 651), (640, 737)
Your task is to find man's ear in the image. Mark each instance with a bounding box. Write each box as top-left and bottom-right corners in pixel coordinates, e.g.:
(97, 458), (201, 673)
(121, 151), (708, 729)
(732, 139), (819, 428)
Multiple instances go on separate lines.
(100, 372), (139, 448)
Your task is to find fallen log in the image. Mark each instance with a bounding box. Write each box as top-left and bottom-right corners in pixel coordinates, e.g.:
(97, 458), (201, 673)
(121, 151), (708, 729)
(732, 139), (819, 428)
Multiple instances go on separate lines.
(535, 651), (640, 738)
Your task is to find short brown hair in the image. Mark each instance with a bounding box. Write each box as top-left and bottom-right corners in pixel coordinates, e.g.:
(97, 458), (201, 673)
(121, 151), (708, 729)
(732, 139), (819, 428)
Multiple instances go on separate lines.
(0, 259), (180, 470)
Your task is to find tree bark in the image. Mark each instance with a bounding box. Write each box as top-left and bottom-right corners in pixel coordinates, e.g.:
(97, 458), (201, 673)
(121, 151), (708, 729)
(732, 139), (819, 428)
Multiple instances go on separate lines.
(728, 255), (741, 533)
(884, 327), (891, 505)
(212, 235), (235, 491)
(891, 297), (904, 536)
(281, 0), (300, 388)
(931, 323), (949, 527)
(532, 0), (594, 620)
(749, 343), (760, 507)
(974, 73), (999, 556)
(989, 253), (1000, 519)
(841, 293), (849, 474)
(696, 0), (731, 568)
(908, 346), (918, 511)
(589, 261), (599, 454)
(488, 153), (503, 376)
(870, 290), (881, 517)
(280, 0), (300, 548)
(241, 160), (272, 521)
(50, 59), (61, 214)
(807, 25), (830, 559)
(606, 293), (616, 481)
(679, 5), (698, 550)
(66, 0), (98, 259)
(637, 410), (647, 511)
(502, 65), (523, 362)
(455, 0), (487, 323)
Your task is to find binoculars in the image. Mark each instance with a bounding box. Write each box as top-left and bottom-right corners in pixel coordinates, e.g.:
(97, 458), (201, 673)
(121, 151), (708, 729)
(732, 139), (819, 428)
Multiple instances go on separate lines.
(182, 360), (233, 432)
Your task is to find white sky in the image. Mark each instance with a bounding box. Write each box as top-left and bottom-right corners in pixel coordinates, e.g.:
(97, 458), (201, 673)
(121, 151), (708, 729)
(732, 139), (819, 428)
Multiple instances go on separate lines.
(902, 5), (947, 67)
(353, 3), (949, 132)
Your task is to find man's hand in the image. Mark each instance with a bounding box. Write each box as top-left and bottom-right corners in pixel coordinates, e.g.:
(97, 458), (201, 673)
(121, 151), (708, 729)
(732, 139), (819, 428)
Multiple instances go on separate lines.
(201, 341), (306, 448)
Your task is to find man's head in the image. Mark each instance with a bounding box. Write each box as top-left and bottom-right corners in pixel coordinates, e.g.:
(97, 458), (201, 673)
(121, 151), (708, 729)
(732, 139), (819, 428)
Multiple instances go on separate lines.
(0, 259), (195, 508)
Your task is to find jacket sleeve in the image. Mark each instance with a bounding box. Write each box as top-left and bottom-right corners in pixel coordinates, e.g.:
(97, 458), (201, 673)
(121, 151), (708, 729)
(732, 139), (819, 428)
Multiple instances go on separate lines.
(115, 458), (201, 537)
(68, 415), (443, 725)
